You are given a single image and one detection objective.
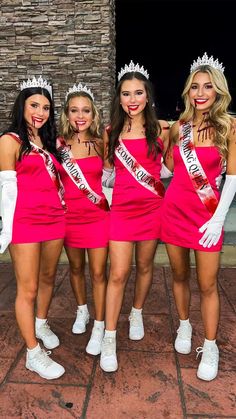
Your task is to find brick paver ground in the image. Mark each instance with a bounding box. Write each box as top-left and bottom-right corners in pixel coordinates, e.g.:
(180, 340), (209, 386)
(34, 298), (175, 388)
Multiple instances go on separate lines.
(0, 260), (235, 419)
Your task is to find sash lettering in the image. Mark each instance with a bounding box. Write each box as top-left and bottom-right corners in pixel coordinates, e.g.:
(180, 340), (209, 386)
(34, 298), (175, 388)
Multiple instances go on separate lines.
(115, 137), (165, 197)
(179, 121), (218, 215)
(58, 140), (109, 211)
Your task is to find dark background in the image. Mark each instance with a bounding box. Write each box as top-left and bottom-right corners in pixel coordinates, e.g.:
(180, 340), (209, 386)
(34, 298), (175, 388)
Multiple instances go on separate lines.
(116, 0), (236, 120)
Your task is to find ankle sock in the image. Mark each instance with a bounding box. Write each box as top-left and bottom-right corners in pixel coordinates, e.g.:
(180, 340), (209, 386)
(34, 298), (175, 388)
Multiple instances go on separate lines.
(35, 317), (47, 327)
(94, 320), (104, 329)
(104, 329), (116, 338)
(131, 307), (142, 314)
(78, 304), (88, 312)
(203, 338), (216, 348)
(27, 343), (41, 357)
(179, 318), (190, 326)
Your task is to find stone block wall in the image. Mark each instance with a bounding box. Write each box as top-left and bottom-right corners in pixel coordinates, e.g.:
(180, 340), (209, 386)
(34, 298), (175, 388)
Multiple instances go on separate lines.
(0, 0), (116, 131)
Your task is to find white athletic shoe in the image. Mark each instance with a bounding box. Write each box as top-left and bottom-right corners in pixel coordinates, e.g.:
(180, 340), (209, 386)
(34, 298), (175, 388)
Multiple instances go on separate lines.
(100, 336), (118, 372)
(36, 321), (60, 350)
(174, 322), (192, 354)
(86, 325), (104, 356)
(196, 343), (219, 381)
(26, 346), (65, 380)
(72, 308), (90, 334)
(129, 309), (144, 341)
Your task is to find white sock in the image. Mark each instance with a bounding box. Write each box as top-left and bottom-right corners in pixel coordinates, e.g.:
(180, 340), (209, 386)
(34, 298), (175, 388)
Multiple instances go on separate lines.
(204, 338), (216, 348)
(131, 307), (142, 314)
(27, 343), (41, 357)
(78, 304), (88, 312)
(104, 329), (116, 338)
(35, 317), (47, 327)
(94, 320), (104, 329)
(179, 319), (190, 326)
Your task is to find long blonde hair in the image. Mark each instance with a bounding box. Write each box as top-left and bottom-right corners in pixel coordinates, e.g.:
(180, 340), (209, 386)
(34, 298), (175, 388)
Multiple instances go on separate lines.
(180, 65), (232, 159)
(59, 91), (101, 140)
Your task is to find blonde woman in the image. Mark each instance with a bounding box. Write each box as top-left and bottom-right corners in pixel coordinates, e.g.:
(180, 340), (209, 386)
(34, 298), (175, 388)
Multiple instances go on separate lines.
(162, 53), (236, 381)
(58, 85), (109, 356)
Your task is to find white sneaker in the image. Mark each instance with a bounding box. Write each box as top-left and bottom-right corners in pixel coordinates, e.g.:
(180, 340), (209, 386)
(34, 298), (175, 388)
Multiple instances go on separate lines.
(36, 321), (60, 350)
(174, 323), (192, 354)
(26, 347), (65, 380)
(129, 310), (144, 340)
(72, 308), (90, 334)
(100, 336), (118, 372)
(196, 344), (219, 381)
(86, 326), (104, 356)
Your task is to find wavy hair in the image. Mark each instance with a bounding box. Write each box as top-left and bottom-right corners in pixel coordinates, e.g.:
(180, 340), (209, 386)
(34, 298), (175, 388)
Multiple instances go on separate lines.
(59, 91), (101, 140)
(4, 87), (60, 161)
(180, 65), (232, 159)
(108, 72), (161, 164)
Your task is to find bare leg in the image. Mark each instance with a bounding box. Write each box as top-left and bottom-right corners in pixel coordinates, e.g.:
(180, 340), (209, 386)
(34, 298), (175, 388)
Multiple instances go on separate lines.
(166, 244), (191, 319)
(9, 243), (40, 349)
(195, 250), (220, 340)
(65, 246), (86, 305)
(133, 240), (158, 308)
(105, 241), (133, 330)
(88, 247), (108, 321)
(36, 239), (64, 319)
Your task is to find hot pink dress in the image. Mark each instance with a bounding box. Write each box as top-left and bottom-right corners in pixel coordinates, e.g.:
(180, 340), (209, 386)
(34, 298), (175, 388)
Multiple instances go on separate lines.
(110, 138), (164, 241)
(161, 145), (223, 251)
(11, 144), (65, 244)
(59, 156), (110, 248)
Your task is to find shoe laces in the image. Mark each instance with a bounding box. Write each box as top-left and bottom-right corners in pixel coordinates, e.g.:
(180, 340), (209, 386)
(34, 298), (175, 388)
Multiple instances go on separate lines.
(196, 346), (218, 366)
(32, 349), (53, 368)
(38, 321), (54, 337)
(129, 311), (143, 327)
(176, 324), (191, 340)
(102, 337), (115, 356)
(91, 327), (104, 340)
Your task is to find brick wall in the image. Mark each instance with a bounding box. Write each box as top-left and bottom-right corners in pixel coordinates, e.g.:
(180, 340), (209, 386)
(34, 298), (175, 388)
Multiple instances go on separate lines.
(0, 0), (116, 131)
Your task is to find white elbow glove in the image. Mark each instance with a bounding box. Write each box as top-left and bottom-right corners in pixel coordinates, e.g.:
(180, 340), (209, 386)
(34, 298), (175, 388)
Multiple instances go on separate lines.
(199, 175), (236, 248)
(160, 162), (173, 179)
(0, 171), (17, 254)
(102, 167), (115, 188)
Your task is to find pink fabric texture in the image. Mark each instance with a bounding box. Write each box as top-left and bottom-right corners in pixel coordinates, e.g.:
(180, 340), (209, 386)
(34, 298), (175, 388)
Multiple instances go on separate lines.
(110, 138), (164, 241)
(59, 156), (109, 248)
(12, 154), (65, 243)
(161, 145), (223, 251)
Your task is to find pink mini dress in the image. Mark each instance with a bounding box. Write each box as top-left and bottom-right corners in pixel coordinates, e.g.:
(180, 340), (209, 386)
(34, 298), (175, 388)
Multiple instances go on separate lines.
(59, 155), (110, 248)
(10, 137), (65, 244)
(110, 138), (164, 241)
(161, 145), (223, 251)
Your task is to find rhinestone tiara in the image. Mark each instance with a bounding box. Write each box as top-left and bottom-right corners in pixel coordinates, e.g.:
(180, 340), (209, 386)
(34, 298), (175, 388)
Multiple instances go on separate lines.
(65, 83), (94, 101)
(190, 52), (225, 73)
(118, 60), (149, 81)
(20, 75), (52, 97)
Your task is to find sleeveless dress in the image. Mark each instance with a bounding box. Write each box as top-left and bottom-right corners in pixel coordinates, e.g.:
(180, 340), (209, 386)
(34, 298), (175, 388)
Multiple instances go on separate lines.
(161, 145), (223, 251)
(10, 137), (65, 244)
(59, 155), (110, 248)
(110, 138), (164, 241)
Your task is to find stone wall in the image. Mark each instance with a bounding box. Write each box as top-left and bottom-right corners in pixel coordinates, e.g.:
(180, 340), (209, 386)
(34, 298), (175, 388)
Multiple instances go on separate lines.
(0, 0), (116, 131)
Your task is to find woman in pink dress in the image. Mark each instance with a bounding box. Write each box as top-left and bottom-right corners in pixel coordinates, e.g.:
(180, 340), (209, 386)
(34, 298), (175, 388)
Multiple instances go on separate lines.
(161, 53), (236, 381)
(0, 77), (66, 379)
(58, 85), (109, 356)
(99, 61), (170, 372)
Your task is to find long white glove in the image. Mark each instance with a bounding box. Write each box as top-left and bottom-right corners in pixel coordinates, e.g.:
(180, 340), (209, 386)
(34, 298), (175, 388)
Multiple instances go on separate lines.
(102, 167), (115, 188)
(0, 171), (17, 254)
(199, 174), (236, 248)
(160, 161), (173, 179)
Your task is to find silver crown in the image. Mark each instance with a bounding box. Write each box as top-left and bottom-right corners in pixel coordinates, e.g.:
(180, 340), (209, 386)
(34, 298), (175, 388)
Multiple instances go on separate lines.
(190, 52), (225, 73)
(118, 60), (149, 81)
(65, 83), (94, 101)
(20, 75), (52, 97)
